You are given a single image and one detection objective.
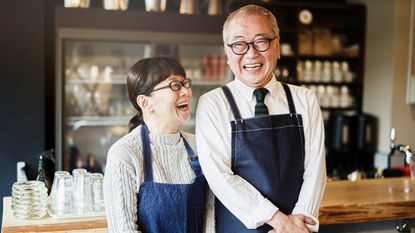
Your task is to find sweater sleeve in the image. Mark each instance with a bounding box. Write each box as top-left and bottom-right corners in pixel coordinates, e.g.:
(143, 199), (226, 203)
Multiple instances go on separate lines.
(204, 188), (216, 233)
(104, 143), (142, 233)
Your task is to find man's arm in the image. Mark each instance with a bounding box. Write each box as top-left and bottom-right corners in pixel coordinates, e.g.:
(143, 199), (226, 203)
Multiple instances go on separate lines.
(291, 91), (327, 232)
(196, 93), (278, 229)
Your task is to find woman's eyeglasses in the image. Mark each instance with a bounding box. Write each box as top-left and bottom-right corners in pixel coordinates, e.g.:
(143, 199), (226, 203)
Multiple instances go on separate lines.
(226, 37), (277, 55)
(151, 78), (192, 93)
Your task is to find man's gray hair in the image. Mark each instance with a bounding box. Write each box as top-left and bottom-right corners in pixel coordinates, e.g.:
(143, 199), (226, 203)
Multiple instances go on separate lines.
(223, 4), (280, 42)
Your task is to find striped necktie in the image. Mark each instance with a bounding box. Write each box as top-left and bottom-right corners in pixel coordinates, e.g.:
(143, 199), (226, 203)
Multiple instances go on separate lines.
(254, 88), (269, 116)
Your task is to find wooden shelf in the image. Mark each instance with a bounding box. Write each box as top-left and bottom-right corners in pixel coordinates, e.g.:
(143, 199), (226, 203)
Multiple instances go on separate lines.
(297, 55), (360, 60)
(295, 81), (361, 86)
(56, 7), (226, 35)
(321, 107), (358, 111)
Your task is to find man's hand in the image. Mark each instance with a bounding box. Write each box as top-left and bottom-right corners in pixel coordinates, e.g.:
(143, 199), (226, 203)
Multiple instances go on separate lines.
(267, 211), (315, 233)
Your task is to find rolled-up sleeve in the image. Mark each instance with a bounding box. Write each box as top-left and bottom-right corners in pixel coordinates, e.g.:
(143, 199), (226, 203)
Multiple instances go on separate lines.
(292, 91), (327, 232)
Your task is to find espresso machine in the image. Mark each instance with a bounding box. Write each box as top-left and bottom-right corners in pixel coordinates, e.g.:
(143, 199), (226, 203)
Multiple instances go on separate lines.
(326, 112), (377, 179)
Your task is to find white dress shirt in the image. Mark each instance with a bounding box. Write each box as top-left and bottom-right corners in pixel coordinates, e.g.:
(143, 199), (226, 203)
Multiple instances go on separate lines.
(195, 77), (326, 232)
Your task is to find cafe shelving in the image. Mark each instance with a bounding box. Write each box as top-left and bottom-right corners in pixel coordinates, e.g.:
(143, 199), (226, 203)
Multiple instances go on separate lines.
(55, 7), (228, 171)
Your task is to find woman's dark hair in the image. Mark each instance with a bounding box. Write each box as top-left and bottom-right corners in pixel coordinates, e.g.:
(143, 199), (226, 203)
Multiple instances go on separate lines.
(127, 56), (186, 132)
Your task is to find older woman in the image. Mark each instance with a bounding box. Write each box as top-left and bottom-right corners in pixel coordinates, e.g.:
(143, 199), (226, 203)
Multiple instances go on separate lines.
(103, 56), (214, 233)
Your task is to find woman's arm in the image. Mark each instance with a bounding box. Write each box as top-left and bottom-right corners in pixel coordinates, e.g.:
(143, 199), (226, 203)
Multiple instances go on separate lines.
(104, 144), (142, 233)
(203, 188), (216, 233)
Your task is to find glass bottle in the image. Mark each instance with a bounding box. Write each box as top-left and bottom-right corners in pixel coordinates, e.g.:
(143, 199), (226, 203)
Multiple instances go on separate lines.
(36, 154), (52, 195)
(387, 128), (396, 169)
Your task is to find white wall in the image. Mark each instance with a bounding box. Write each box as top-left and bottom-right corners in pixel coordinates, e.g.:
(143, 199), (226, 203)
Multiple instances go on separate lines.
(348, 0), (415, 153)
(391, 0), (415, 151)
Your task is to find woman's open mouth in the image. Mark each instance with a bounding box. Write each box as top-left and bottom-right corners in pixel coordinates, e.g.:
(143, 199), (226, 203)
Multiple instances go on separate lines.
(176, 101), (189, 111)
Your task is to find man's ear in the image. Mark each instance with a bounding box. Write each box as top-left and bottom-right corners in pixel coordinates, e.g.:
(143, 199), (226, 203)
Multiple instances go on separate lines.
(276, 37), (281, 59)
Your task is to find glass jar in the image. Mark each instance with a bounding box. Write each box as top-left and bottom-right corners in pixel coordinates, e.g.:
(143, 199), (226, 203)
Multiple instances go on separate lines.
(11, 181), (48, 219)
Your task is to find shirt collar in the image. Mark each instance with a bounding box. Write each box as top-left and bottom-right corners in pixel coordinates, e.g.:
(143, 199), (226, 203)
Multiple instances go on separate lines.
(234, 75), (280, 102)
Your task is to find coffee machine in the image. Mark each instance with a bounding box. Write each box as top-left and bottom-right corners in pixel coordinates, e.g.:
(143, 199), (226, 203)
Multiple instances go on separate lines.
(326, 112), (377, 179)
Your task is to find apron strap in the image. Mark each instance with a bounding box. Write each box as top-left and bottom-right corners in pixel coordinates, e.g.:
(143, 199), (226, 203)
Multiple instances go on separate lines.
(142, 125), (203, 180)
(281, 83), (297, 114)
(221, 85), (242, 120)
(180, 133), (203, 177)
(141, 124), (153, 182)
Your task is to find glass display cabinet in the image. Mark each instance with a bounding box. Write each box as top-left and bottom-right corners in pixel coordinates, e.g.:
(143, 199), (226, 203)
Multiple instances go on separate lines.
(56, 8), (228, 172)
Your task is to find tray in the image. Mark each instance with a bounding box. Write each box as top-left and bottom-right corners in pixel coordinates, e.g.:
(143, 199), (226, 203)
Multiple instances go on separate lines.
(47, 206), (105, 219)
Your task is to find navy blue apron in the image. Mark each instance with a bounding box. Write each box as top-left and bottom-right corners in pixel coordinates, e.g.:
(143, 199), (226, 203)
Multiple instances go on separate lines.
(137, 124), (207, 233)
(216, 83), (305, 233)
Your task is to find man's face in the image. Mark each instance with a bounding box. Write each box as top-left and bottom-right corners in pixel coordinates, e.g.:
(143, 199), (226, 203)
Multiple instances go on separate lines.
(224, 14), (280, 88)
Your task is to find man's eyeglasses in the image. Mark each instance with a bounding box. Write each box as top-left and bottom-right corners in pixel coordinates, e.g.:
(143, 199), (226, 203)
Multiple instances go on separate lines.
(226, 37), (277, 55)
(151, 78), (192, 93)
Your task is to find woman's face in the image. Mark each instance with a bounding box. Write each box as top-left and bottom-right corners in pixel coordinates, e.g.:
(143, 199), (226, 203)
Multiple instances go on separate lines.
(148, 75), (192, 131)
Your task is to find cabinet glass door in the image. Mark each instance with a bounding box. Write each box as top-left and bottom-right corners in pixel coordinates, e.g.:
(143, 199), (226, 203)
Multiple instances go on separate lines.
(62, 40), (149, 173)
(178, 44), (230, 132)
(59, 38), (229, 172)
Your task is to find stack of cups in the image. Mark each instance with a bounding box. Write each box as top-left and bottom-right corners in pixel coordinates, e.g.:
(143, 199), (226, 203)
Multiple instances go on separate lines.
(11, 181), (48, 219)
(72, 169), (93, 213)
(50, 169), (104, 215)
(50, 171), (73, 215)
(90, 173), (105, 212)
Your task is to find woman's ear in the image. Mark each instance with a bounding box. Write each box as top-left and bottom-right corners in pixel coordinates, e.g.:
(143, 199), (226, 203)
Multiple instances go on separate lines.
(137, 95), (153, 113)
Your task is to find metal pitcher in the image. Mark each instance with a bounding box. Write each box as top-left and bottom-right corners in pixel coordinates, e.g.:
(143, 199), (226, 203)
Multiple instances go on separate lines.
(180, 0), (198, 14)
(208, 0), (222, 15)
(103, 0), (129, 10)
(64, 0), (90, 8)
(145, 0), (167, 12)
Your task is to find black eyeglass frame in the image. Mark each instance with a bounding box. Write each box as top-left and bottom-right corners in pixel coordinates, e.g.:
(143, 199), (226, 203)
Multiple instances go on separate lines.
(151, 78), (192, 93)
(226, 37), (278, 55)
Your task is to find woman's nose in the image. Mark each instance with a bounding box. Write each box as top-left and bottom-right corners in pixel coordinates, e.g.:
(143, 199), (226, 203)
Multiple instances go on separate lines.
(179, 86), (191, 97)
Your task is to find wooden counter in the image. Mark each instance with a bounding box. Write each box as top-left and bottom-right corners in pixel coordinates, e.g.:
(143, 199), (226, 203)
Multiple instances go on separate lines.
(2, 177), (415, 232)
(319, 177), (415, 225)
(1, 197), (107, 233)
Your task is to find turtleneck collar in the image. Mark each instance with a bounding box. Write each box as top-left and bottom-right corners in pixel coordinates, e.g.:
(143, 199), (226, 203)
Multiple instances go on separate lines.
(149, 131), (181, 146)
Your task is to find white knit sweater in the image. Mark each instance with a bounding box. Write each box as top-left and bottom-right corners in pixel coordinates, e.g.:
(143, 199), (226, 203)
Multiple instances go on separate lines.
(103, 125), (215, 233)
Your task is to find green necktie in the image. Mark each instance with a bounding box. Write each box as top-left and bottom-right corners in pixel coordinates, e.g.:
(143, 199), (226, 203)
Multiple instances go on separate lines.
(254, 88), (269, 116)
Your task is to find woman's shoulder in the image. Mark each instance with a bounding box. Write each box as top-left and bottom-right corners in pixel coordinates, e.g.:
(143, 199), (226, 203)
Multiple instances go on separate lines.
(107, 126), (143, 165)
(180, 131), (195, 139)
(180, 131), (196, 152)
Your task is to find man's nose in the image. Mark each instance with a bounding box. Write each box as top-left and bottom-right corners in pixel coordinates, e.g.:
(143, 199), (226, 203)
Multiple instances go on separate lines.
(245, 44), (259, 58)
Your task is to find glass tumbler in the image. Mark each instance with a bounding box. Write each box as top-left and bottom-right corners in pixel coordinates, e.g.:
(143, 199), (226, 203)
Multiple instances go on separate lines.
(72, 169), (93, 213)
(11, 181), (48, 219)
(50, 171), (73, 215)
(90, 173), (105, 212)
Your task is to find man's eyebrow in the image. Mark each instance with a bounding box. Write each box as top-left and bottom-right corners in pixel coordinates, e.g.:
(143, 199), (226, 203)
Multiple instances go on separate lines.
(230, 33), (268, 41)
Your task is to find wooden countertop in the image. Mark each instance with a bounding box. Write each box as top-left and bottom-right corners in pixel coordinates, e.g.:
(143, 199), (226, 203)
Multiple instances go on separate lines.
(1, 197), (107, 233)
(2, 177), (415, 231)
(319, 177), (415, 224)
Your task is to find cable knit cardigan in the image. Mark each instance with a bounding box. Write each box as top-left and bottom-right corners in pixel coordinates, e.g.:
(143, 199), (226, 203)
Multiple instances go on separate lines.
(103, 125), (215, 233)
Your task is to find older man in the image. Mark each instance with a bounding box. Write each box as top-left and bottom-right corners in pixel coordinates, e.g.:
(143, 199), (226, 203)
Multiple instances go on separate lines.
(196, 4), (326, 233)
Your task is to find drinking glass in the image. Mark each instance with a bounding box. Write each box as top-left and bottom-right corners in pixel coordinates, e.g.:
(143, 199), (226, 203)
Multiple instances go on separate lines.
(90, 173), (105, 212)
(50, 171), (73, 215)
(72, 169), (93, 213)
